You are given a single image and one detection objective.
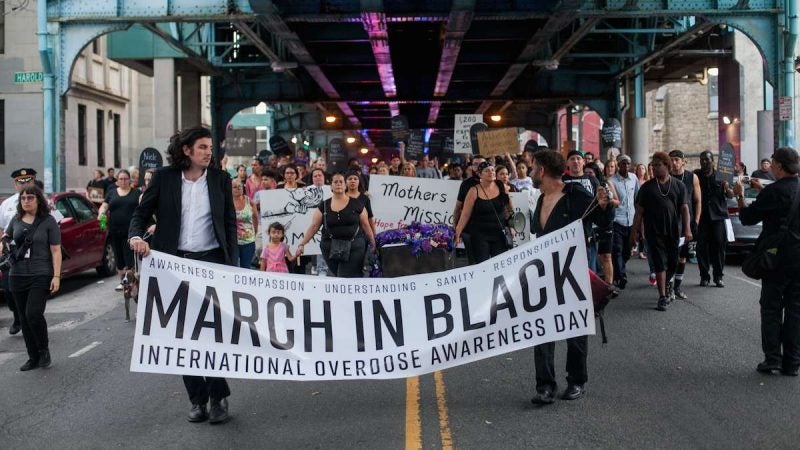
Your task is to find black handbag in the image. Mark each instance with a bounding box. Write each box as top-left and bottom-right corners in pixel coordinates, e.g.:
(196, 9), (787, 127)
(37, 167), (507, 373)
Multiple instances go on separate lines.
(324, 201), (360, 262)
(742, 184), (800, 280)
(479, 184), (513, 250)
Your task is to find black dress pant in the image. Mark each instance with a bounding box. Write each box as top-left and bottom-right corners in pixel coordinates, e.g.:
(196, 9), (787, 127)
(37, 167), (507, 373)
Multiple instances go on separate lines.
(611, 223), (631, 283)
(11, 275), (50, 361)
(760, 276), (800, 371)
(533, 335), (588, 392)
(321, 238), (366, 278)
(696, 219), (726, 280)
(178, 249), (231, 404)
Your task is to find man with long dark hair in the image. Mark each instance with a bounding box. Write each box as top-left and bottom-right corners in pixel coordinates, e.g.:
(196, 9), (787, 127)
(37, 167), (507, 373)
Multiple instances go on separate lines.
(529, 150), (612, 404)
(129, 127), (238, 424)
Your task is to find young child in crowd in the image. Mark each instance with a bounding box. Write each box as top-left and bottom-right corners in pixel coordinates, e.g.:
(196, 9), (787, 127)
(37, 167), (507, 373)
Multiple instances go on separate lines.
(260, 222), (296, 273)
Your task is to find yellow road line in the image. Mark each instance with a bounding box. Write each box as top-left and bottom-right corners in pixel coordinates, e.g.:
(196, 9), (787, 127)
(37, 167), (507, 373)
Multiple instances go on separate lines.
(405, 376), (422, 450)
(434, 371), (454, 450)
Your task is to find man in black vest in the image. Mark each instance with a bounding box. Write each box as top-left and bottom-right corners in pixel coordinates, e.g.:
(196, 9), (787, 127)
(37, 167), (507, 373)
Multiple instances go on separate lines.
(668, 150), (702, 299)
(129, 127), (238, 424)
(695, 151), (733, 287)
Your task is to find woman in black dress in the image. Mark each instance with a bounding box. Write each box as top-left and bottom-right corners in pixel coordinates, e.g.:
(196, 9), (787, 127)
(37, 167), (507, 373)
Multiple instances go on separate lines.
(98, 169), (141, 290)
(455, 161), (514, 263)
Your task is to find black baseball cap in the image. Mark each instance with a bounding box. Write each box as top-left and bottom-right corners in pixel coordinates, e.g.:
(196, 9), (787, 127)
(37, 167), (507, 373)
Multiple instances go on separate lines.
(566, 150), (583, 159)
(668, 150), (685, 159)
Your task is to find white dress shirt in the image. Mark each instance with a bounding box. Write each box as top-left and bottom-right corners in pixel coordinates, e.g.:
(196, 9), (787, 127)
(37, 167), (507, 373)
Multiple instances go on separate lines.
(178, 170), (218, 252)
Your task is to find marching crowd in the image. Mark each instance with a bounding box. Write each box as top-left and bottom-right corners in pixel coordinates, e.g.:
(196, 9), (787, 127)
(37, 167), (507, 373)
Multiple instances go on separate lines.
(2, 125), (799, 425)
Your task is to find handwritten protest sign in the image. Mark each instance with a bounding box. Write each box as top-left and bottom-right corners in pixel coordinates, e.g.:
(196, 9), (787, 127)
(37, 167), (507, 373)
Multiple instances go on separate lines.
(454, 115), (484, 154)
(258, 186), (331, 255)
(476, 128), (520, 157)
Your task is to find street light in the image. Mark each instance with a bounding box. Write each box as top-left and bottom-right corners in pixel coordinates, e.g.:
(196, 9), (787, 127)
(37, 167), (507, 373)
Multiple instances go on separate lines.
(346, 136), (356, 144)
(325, 115), (337, 124)
(707, 67), (719, 77)
(360, 147), (369, 154)
(490, 114), (502, 122)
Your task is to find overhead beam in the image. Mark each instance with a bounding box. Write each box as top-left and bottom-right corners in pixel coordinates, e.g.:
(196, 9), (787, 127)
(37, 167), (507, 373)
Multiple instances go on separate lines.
(428, 0), (475, 125)
(254, 2), (361, 127)
(476, 0), (583, 114)
(360, 2), (400, 122)
(141, 23), (220, 75)
(551, 17), (601, 61)
(616, 21), (715, 78)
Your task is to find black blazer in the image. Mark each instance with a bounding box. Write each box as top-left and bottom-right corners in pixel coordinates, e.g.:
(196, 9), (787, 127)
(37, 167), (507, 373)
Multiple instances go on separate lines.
(128, 166), (238, 266)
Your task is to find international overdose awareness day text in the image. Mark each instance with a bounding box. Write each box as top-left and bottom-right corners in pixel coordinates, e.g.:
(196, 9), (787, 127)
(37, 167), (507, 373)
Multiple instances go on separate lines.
(130, 220), (593, 381)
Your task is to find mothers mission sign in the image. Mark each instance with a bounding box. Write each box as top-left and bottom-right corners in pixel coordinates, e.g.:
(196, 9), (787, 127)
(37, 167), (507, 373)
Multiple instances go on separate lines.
(130, 221), (593, 380)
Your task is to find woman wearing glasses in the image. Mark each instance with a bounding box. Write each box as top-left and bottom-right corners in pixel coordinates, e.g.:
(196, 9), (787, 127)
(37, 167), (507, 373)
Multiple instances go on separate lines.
(98, 170), (141, 291)
(3, 186), (61, 371)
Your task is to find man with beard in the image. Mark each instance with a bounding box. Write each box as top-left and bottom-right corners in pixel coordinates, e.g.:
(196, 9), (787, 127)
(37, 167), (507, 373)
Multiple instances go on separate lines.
(562, 150), (601, 272)
(695, 151), (733, 287)
(668, 150), (701, 299)
(129, 127), (238, 424)
(529, 150), (611, 404)
(631, 152), (692, 311)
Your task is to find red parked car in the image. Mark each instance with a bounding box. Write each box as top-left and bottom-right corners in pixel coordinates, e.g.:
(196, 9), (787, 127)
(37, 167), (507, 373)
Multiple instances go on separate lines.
(50, 192), (116, 278)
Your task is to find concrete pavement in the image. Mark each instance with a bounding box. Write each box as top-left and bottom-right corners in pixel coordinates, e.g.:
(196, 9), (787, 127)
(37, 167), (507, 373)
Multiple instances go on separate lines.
(0, 259), (798, 449)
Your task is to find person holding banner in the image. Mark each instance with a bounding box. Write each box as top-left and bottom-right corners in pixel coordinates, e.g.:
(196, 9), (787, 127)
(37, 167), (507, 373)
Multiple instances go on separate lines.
(296, 173), (376, 278)
(345, 170), (376, 237)
(129, 127), (237, 424)
(695, 151), (732, 288)
(454, 161), (514, 263)
(529, 150), (612, 404)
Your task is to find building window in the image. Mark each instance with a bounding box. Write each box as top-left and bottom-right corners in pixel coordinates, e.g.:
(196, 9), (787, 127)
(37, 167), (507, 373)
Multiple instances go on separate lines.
(708, 74), (719, 113)
(96, 110), (105, 167)
(0, 99), (5, 164)
(0, 2), (5, 54)
(78, 105), (87, 166)
(92, 39), (99, 54)
(113, 114), (121, 168)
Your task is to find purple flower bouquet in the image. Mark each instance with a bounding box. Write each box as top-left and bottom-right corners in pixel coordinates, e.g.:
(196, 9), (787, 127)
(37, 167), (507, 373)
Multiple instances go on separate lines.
(373, 223), (455, 277)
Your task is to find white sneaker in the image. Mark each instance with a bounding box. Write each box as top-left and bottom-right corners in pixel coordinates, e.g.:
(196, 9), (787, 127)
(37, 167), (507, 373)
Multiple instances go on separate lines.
(115, 284), (123, 291)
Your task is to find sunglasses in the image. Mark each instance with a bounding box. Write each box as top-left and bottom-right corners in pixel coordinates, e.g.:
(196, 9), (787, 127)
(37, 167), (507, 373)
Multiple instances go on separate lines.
(20, 195), (36, 202)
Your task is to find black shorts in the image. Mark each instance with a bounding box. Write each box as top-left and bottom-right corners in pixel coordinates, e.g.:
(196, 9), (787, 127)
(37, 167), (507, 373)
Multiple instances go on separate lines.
(645, 233), (679, 274)
(596, 227), (613, 255)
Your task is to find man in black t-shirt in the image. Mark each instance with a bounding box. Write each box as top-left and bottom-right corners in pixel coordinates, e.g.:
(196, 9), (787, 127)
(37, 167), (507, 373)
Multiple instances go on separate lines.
(631, 152), (692, 311)
(668, 150), (701, 300)
(695, 151), (733, 287)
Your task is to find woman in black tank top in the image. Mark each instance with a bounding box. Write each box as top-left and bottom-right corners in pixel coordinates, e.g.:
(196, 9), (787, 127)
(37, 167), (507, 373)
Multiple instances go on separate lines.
(455, 162), (513, 263)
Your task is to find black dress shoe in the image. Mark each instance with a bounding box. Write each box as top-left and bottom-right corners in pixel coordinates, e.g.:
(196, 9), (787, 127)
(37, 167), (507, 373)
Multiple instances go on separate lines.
(530, 389), (555, 405)
(699, 279), (710, 287)
(38, 349), (51, 369)
(781, 367), (799, 377)
(187, 404), (208, 422)
(19, 359), (38, 371)
(616, 278), (627, 290)
(714, 278), (725, 288)
(209, 398), (229, 424)
(8, 323), (20, 335)
(756, 361), (781, 373)
(561, 384), (585, 400)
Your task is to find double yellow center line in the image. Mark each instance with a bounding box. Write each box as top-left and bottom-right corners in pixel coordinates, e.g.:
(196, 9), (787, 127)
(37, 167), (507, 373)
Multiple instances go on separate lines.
(405, 371), (453, 450)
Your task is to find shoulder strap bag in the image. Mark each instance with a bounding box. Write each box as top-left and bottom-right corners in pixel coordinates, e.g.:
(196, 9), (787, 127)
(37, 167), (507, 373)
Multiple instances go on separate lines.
(742, 182), (800, 280)
(324, 200), (359, 262)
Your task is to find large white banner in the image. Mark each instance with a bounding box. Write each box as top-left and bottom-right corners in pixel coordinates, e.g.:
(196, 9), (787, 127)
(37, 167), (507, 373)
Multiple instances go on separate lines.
(130, 220), (593, 380)
(258, 186), (330, 255)
(370, 175), (529, 245)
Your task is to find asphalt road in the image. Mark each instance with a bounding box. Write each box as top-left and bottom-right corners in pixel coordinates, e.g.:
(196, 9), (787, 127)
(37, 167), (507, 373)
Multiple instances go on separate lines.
(0, 258), (798, 449)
